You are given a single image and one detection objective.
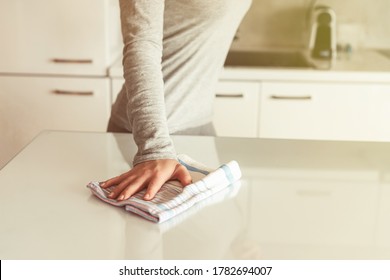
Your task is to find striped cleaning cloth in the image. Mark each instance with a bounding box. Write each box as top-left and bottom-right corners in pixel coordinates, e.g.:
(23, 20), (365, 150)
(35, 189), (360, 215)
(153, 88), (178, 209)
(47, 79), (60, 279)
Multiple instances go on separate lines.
(86, 154), (241, 223)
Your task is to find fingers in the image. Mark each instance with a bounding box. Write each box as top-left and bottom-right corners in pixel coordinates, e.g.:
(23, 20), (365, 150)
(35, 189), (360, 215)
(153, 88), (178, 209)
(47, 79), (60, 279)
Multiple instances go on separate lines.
(107, 176), (138, 200)
(101, 159), (193, 202)
(115, 182), (144, 201)
(100, 171), (131, 189)
(144, 163), (192, 201)
(143, 173), (168, 201)
(172, 164), (192, 186)
(144, 167), (173, 200)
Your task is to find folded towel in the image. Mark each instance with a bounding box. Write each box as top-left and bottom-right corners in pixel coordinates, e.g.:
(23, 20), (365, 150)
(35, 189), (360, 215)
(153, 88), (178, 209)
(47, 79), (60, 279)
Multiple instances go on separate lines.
(87, 154), (241, 223)
(158, 181), (242, 232)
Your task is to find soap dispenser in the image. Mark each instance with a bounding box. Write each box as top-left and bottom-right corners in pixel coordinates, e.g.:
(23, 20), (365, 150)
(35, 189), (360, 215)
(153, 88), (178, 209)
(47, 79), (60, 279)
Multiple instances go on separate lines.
(309, 5), (337, 60)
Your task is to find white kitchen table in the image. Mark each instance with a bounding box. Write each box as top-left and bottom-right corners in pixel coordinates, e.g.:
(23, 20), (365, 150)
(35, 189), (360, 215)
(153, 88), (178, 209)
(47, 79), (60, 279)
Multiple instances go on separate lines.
(1, 130), (390, 260)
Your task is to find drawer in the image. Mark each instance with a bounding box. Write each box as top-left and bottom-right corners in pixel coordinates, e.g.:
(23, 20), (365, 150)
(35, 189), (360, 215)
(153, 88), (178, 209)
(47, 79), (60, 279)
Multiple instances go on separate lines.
(213, 81), (260, 138)
(111, 79), (260, 138)
(0, 0), (121, 75)
(0, 75), (110, 167)
(259, 81), (390, 141)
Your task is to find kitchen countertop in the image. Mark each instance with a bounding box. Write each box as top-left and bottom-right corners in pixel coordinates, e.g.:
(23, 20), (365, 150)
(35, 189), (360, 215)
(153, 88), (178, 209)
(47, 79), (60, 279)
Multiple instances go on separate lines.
(109, 49), (390, 83)
(1, 130), (390, 259)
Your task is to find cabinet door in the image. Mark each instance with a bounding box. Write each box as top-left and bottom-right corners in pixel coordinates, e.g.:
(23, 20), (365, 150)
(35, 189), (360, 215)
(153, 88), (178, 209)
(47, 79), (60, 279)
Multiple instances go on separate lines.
(213, 81), (259, 138)
(0, 76), (110, 168)
(110, 79), (260, 138)
(259, 82), (390, 141)
(0, 0), (121, 76)
(375, 179), (390, 256)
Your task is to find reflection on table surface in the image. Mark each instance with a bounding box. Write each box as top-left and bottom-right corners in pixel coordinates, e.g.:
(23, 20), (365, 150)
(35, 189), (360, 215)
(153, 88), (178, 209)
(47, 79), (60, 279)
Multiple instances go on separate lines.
(1, 131), (390, 259)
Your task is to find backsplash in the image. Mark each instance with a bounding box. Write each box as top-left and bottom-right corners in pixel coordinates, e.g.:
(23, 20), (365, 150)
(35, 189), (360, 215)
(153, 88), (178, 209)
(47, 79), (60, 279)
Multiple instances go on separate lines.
(231, 0), (390, 51)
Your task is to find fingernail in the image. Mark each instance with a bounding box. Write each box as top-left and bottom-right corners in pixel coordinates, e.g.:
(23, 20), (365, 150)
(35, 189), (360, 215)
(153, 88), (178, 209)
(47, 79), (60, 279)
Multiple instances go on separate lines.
(100, 182), (105, 187)
(118, 195), (124, 201)
(144, 193), (150, 200)
(108, 192), (115, 198)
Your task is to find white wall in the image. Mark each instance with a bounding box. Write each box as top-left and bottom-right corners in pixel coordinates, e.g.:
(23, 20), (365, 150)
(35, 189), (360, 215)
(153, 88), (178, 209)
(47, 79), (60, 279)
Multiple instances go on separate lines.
(231, 0), (390, 51)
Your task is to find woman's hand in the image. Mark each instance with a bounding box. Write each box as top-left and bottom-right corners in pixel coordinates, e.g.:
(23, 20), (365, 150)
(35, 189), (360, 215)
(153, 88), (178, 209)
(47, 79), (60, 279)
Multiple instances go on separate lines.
(100, 159), (192, 201)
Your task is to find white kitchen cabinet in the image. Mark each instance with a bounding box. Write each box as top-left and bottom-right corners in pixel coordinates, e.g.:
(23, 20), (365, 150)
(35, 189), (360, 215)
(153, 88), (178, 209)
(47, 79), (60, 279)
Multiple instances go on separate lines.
(0, 75), (110, 168)
(109, 79), (261, 138)
(374, 180), (390, 253)
(213, 81), (260, 138)
(0, 0), (121, 168)
(0, 0), (121, 76)
(259, 81), (390, 142)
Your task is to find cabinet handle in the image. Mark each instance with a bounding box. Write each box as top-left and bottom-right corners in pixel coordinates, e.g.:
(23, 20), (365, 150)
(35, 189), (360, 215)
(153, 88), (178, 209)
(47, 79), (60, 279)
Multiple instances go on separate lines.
(215, 93), (244, 98)
(52, 90), (94, 96)
(296, 190), (331, 197)
(51, 58), (93, 64)
(270, 95), (312, 100)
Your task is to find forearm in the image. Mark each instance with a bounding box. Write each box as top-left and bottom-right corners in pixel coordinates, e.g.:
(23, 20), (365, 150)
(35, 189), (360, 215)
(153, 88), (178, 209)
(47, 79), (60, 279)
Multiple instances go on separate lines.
(119, 0), (176, 165)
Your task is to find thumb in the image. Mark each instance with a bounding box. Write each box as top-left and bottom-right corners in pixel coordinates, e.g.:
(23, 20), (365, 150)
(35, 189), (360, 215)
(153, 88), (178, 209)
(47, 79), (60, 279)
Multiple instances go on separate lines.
(172, 164), (192, 186)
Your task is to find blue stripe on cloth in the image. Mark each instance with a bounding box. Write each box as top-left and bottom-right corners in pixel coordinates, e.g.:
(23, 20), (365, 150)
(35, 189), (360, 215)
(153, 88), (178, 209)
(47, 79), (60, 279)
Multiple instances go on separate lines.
(220, 164), (235, 183)
(178, 159), (209, 175)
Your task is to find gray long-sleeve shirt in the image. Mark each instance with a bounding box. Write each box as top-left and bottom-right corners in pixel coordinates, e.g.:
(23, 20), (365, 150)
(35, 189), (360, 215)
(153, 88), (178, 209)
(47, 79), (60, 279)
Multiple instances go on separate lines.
(110, 0), (251, 165)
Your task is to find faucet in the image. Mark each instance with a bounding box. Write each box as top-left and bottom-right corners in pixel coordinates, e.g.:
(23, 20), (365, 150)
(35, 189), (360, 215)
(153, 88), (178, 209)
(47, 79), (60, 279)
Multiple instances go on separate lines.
(308, 5), (337, 61)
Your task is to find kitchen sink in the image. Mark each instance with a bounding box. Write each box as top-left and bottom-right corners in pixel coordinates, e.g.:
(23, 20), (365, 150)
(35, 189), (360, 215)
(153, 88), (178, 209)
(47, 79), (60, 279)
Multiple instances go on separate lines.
(224, 50), (313, 68)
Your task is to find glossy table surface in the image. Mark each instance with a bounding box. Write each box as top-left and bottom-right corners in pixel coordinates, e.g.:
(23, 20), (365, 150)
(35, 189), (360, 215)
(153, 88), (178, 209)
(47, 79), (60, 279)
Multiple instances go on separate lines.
(1, 131), (390, 259)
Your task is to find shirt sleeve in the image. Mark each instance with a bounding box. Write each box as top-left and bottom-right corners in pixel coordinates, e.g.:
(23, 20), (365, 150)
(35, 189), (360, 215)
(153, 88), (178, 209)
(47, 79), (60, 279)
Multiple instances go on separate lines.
(119, 0), (177, 166)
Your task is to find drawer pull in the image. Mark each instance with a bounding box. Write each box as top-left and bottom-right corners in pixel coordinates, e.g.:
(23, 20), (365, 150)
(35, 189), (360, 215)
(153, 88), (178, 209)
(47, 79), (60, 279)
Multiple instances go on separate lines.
(296, 190), (331, 197)
(215, 93), (244, 98)
(270, 95), (312, 100)
(52, 90), (94, 96)
(51, 58), (93, 64)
